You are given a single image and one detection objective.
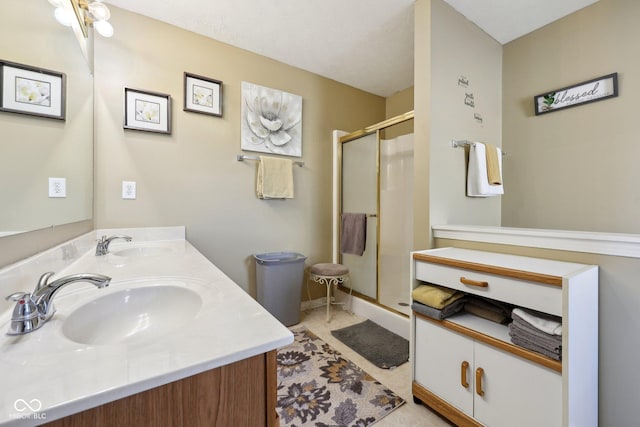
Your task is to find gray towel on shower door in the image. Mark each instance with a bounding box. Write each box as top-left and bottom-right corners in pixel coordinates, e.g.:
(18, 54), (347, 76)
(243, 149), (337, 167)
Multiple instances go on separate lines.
(341, 213), (367, 256)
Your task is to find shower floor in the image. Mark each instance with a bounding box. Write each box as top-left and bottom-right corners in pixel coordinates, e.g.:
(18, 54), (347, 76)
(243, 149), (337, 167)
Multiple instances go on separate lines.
(379, 283), (411, 316)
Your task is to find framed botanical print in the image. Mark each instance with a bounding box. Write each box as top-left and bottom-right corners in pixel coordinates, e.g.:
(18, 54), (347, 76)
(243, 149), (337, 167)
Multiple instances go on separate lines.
(124, 87), (171, 134)
(183, 72), (222, 117)
(0, 59), (66, 120)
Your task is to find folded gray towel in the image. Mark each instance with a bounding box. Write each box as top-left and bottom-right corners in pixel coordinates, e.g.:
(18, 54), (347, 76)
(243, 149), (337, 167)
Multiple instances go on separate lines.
(411, 298), (466, 320)
(510, 334), (561, 361)
(511, 316), (562, 347)
(509, 323), (562, 352)
(341, 213), (367, 256)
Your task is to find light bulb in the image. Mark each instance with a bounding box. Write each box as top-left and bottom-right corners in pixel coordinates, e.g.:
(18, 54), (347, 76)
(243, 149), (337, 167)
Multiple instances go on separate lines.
(88, 2), (110, 21)
(54, 7), (73, 27)
(93, 19), (114, 37)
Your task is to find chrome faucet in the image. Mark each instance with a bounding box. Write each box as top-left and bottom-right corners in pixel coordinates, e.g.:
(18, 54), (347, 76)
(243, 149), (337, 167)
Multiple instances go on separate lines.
(95, 235), (132, 256)
(5, 272), (111, 335)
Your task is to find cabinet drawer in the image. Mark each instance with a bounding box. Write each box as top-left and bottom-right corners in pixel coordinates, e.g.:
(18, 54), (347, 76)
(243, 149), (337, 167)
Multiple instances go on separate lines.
(415, 261), (562, 316)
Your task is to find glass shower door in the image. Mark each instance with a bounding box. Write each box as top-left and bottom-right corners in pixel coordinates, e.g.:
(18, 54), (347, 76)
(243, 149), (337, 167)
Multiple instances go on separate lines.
(341, 133), (377, 300)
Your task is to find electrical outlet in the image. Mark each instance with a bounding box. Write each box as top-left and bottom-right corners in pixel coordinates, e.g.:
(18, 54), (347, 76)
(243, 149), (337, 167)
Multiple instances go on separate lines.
(48, 177), (66, 198)
(122, 181), (136, 199)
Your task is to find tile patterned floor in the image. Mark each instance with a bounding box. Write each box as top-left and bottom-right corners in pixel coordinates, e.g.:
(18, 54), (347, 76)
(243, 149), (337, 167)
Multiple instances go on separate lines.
(296, 306), (454, 427)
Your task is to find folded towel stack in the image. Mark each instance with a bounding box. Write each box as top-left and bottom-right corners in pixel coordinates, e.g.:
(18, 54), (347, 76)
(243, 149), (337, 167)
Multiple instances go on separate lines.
(508, 308), (562, 360)
(411, 284), (466, 320)
(463, 295), (512, 324)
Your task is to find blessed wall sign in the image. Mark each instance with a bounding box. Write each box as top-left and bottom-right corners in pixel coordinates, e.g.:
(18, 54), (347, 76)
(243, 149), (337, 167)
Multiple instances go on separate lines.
(534, 72), (618, 115)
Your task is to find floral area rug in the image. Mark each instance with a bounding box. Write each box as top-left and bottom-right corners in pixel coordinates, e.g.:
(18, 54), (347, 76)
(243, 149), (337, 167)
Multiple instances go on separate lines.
(276, 327), (405, 426)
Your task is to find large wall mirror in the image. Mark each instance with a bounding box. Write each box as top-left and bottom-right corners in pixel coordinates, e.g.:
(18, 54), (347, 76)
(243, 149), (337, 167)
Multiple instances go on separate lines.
(0, 0), (93, 237)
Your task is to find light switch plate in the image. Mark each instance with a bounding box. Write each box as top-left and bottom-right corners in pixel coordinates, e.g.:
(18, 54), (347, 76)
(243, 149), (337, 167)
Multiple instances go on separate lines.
(48, 177), (66, 198)
(122, 181), (136, 199)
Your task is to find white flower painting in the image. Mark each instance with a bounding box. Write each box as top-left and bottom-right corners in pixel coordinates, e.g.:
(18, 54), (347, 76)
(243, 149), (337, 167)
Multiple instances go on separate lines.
(16, 77), (51, 106)
(241, 82), (302, 157)
(135, 100), (160, 124)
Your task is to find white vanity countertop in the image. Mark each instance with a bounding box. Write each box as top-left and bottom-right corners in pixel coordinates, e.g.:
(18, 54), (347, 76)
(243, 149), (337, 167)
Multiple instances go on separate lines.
(0, 228), (293, 426)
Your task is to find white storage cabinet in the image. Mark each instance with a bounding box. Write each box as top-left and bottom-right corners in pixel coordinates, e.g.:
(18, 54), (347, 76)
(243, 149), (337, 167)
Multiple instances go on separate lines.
(410, 247), (598, 427)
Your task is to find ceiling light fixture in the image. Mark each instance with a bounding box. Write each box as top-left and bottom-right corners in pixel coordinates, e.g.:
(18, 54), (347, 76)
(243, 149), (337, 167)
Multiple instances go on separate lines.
(48, 0), (114, 38)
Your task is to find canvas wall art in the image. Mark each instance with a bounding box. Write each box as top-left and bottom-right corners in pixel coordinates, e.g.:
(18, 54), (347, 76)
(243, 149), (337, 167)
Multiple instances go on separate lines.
(241, 82), (302, 157)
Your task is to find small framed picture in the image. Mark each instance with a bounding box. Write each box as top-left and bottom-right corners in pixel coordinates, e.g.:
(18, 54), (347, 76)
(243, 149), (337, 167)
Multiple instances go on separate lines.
(124, 87), (171, 134)
(0, 59), (66, 120)
(183, 72), (222, 117)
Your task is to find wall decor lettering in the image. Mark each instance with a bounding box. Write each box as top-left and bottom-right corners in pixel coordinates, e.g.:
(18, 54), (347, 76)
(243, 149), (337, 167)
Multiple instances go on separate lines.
(534, 73), (618, 115)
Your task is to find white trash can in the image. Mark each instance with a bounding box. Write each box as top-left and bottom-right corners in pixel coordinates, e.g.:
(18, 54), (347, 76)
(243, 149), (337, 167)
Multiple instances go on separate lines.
(254, 252), (307, 326)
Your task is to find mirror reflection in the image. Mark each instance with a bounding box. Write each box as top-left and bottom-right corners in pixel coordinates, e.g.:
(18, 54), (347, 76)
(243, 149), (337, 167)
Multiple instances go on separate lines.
(0, 0), (93, 237)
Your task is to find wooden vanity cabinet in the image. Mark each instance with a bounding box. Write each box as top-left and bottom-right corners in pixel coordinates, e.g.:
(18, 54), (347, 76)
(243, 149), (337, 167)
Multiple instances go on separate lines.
(410, 248), (598, 427)
(45, 350), (279, 427)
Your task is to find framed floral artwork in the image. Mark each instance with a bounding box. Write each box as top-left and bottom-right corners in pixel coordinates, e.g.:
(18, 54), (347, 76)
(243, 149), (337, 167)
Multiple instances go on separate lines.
(241, 81), (302, 157)
(183, 72), (222, 117)
(0, 59), (66, 120)
(124, 88), (171, 134)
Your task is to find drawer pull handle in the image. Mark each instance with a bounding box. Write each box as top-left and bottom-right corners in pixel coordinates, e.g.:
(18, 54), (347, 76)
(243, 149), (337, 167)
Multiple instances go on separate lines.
(475, 367), (485, 396)
(460, 361), (469, 388)
(460, 277), (489, 288)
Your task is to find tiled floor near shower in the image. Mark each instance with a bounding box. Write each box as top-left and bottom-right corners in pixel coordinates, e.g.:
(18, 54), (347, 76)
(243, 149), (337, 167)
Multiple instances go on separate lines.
(297, 306), (453, 427)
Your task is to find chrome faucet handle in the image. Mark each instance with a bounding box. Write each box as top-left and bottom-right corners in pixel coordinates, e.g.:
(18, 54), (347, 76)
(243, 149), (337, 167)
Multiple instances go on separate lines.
(6, 291), (32, 302)
(6, 292), (37, 317)
(5, 292), (42, 335)
(35, 272), (56, 293)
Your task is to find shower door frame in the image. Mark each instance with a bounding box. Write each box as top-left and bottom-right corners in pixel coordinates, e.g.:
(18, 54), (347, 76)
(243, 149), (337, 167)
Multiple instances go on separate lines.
(335, 110), (414, 316)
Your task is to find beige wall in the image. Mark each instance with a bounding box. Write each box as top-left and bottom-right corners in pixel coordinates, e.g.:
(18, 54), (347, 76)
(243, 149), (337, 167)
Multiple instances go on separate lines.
(93, 7), (385, 296)
(414, 0), (503, 249)
(385, 86), (414, 118)
(502, 0), (640, 233)
(413, 0), (432, 251)
(428, 0), (503, 230)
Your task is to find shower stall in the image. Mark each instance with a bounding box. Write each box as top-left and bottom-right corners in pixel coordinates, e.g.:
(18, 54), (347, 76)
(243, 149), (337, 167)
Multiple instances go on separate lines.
(335, 112), (414, 316)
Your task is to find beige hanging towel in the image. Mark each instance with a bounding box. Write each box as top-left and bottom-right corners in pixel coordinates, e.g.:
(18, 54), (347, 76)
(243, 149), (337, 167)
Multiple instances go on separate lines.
(484, 142), (502, 185)
(256, 155), (294, 199)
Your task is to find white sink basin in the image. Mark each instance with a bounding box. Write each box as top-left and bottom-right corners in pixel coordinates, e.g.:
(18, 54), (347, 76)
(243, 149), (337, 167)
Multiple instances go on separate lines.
(110, 244), (174, 258)
(62, 285), (202, 345)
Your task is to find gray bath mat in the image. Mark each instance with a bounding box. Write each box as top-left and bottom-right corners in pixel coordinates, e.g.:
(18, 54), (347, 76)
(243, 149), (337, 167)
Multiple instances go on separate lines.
(331, 320), (409, 369)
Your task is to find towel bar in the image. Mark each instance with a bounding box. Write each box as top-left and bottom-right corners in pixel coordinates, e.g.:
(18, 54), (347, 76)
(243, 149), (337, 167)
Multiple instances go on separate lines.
(236, 154), (304, 167)
(451, 140), (507, 156)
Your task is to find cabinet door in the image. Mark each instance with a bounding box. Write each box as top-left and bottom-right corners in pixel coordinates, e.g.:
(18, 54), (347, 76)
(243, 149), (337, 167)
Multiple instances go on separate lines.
(473, 341), (562, 427)
(415, 318), (474, 416)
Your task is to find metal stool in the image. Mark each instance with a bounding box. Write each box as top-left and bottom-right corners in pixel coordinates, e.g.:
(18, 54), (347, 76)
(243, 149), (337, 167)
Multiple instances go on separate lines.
(308, 263), (351, 322)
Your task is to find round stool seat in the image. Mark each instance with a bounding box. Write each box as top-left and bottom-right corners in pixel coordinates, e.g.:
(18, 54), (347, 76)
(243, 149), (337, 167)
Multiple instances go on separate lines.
(308, 263), (351, 322)
(310, 263), (349, 276)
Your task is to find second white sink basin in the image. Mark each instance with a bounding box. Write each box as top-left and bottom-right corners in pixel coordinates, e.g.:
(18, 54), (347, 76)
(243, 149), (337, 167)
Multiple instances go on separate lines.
(62, 285), (202, 345)
(111, 246), (173, 257)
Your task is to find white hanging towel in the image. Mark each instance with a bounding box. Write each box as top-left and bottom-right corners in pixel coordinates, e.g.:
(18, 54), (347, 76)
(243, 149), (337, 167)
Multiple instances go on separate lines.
(467, 142), (504, 197)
